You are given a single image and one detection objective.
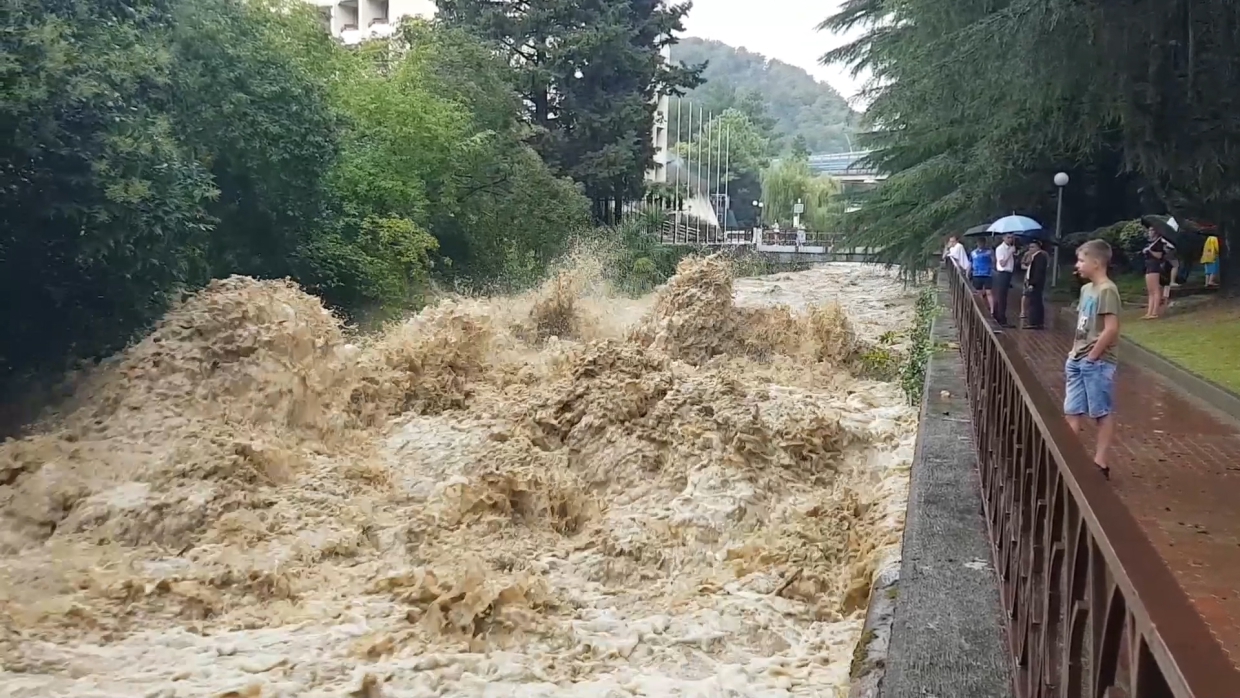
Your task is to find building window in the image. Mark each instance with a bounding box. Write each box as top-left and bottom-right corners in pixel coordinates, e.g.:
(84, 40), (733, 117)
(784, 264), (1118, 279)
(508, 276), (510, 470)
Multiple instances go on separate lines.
(338, 0), (359, 30)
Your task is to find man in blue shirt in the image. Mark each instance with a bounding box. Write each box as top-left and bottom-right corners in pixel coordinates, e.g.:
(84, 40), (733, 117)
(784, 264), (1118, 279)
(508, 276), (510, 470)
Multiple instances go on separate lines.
(970, 238), (995, 311)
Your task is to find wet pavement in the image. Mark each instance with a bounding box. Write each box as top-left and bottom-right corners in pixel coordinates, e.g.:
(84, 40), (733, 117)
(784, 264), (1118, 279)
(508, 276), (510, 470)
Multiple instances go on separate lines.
(1006, 301), (1240, 668)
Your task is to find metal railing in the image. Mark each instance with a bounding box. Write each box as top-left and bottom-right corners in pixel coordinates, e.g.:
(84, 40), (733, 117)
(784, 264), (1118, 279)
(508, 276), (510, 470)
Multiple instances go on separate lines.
(658, 217), (733, 245)
(657, 222), (852, 250)
(946, 264), (1240, 698)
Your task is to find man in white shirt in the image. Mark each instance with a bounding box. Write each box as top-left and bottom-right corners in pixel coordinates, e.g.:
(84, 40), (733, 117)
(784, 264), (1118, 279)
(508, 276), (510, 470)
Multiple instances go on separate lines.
(943, 235), (971, 275)
(992, 233), (1016, 326)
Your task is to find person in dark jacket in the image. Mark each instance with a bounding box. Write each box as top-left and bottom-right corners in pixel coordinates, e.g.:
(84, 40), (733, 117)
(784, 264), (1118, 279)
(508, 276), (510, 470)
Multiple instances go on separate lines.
(1023, 239), (1050, 329)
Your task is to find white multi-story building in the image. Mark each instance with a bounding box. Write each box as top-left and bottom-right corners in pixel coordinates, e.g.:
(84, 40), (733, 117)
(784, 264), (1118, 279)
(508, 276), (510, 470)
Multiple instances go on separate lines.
(309, 0), (435, 44)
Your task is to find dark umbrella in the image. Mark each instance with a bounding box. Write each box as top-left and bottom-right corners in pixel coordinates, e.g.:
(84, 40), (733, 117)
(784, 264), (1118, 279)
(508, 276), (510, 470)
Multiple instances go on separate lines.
(1141, 214), (1204, 236)
(963, 224), (993, 237)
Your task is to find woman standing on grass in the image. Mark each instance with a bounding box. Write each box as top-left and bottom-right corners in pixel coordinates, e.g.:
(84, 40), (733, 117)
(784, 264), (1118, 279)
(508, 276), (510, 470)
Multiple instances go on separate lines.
(1202, 233), (1221, 288)
(1141, 220), (1175, 319)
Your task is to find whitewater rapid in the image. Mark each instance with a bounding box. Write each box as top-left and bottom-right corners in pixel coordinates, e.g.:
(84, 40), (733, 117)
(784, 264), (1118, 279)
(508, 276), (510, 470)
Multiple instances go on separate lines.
(0, 260), (920, 698)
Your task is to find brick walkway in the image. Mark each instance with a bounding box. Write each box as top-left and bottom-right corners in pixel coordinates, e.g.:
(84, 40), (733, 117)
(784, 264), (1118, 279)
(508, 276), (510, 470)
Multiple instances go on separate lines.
(1007, 304), (1240, 668)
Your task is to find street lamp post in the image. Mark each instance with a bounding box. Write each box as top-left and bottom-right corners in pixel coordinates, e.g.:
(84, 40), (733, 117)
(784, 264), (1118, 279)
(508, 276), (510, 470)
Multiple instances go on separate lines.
(1052, 172), (1069, 287)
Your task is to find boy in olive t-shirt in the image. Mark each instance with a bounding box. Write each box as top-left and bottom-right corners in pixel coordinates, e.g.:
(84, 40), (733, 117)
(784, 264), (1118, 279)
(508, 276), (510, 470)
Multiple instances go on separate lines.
(1065, 239), (1122, 478)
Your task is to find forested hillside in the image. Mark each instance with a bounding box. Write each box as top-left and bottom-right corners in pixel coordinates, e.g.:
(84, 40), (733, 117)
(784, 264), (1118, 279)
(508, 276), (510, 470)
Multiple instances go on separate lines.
(671, 37), (857, 155)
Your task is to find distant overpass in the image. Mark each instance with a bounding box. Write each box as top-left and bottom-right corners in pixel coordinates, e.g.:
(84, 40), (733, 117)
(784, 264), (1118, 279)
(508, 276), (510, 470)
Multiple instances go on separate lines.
(807, 150), (886, 182)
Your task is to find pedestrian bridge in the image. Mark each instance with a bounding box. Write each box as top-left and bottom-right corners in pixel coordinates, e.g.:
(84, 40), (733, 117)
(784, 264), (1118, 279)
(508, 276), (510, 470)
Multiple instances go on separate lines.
(658, 225), (880, 263)
(806, 150), (886, 183)
(888, 265), (1240, 698)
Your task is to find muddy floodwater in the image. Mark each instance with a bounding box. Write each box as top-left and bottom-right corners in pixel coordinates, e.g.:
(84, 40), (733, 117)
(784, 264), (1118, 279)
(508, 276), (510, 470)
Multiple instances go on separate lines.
(0, 258), (920, 697)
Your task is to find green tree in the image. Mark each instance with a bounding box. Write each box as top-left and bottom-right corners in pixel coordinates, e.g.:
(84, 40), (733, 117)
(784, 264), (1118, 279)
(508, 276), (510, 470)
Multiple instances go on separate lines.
(306, 21), (588, 293)
(791, 135), (811, 160)
(674, 109), (771, 179)
(821, 0), (1240, 284)
(168, 0), (343, 280)
(390, 21), (590, 280)
(0, 0), (601, 401)
(0, 0), (215, 388)
(437, 0), (703, 219)
(760, 158), (840, 231)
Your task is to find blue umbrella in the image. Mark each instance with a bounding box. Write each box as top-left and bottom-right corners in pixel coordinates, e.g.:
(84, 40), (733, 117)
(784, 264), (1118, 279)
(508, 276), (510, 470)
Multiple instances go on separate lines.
(987, 215), (1043, 235)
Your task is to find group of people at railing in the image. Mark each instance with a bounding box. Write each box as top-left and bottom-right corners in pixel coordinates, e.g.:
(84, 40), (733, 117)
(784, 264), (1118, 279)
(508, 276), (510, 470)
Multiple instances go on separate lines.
(945, 232), (1121, 478)
(943, 233), (1051, 329)
(944, 216), (1223, 327)
(943, 220), (1240, 693)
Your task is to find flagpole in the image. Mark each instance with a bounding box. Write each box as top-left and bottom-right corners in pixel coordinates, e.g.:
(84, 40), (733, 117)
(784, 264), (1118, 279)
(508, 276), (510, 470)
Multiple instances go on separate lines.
(684, 101), (692, 245)
(704, 111), (712, 244)
(714, 114), (723, 240)
(674, 97), (682, 243)
(723, 121), (731, 237)
(696, 105), (704, 245)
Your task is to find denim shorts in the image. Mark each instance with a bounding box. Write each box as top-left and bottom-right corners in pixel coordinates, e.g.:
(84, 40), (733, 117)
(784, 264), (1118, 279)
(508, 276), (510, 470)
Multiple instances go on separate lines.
(1064, 357), (1116, 419)
(1205, 261), (1220, 275)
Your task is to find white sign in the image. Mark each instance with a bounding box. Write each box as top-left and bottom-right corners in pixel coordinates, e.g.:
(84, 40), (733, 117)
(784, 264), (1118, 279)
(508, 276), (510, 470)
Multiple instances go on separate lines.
(793, 203), (805, 214)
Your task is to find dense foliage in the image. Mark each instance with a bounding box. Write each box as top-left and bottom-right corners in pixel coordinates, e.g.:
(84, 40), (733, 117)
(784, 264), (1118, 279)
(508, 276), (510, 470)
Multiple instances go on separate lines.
(437, 0), (703, 221)
(822, 0), (1240, 286)
(0, 0), (606, 394)
(671, 37), (858, 155)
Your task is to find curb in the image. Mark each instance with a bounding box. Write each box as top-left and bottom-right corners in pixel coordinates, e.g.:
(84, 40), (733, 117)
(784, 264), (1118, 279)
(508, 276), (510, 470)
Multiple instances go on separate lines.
(848, 552), (900, 698)
(1119, 336), (1240, 420)
(1056, 307), (1240, 420)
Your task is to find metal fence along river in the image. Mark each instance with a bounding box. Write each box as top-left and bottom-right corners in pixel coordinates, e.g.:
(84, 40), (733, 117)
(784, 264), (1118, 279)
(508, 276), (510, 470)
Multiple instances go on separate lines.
(947, 265), (1240, 698)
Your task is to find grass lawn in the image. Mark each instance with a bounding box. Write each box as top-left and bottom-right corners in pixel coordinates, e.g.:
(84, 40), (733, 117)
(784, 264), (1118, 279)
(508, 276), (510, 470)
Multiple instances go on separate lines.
(1047, 270), (1149, 304)
(1122, 300), (1240, 394)
(1040, 266), (1238, 391)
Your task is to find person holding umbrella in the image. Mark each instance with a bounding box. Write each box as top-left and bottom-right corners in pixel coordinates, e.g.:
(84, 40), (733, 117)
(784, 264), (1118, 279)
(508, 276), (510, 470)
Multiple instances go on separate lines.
(993, 233), (1017, 326)
(984, 214), (1045, 326)
(1140, 216), (1178, 319)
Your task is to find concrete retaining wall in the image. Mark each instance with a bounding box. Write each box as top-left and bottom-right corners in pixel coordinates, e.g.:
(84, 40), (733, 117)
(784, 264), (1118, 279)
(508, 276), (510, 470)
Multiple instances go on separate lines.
(849, 280), (1013, 698)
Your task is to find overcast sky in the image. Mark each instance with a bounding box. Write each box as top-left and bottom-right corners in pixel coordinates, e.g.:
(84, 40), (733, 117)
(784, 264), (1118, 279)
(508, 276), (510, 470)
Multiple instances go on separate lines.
(680, 0), (869, 106)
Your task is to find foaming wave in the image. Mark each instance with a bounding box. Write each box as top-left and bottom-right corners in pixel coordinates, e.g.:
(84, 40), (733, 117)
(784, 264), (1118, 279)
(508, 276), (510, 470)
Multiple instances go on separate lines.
(0, 255), (920, 697)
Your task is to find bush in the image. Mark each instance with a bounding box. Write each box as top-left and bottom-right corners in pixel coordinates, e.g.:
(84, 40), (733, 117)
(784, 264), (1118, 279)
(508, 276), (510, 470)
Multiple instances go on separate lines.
(297, 216), (439, 317)
(900, 288), (936, 405)
(1063, 218), (1204, 279)
(1062, 219), (1146, 270)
